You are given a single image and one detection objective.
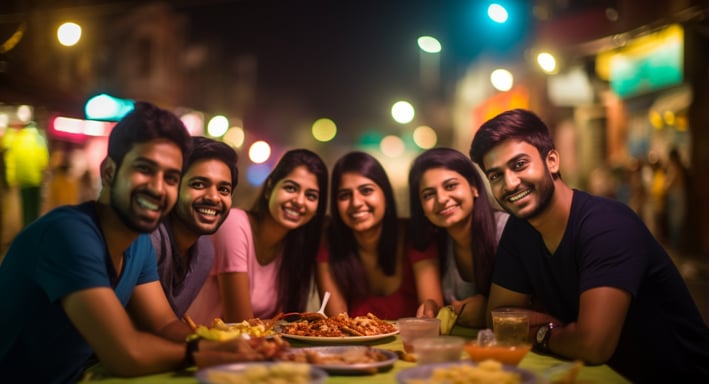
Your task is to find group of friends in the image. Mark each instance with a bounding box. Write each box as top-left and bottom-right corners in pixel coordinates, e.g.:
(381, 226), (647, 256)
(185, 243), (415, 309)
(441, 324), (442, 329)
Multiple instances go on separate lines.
(0, 102), (707, 383)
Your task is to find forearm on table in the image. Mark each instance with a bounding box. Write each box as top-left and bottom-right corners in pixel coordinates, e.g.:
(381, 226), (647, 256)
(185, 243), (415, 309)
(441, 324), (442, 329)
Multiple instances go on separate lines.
(546, 322), (617, 365)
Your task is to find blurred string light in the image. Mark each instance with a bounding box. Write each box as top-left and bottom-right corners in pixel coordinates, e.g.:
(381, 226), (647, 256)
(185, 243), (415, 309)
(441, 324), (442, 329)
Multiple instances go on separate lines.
(249, 140), (271, 164)
(536, 52), (558, 74)
(391, 101), (415, 124)
(490, 68), (514, 91)
(417, 36), (442, 53)
(413, 125), (437, 149)
(487, 3), (509, 23)
(57, 22), (81, 46)
(179, 111), (204, 136)
(85, 94), (134, 121)
(380, 135), (405, 158)
(223, 126), (245, 148)
(311, 118), (337, 142)
(207, 115), (229, 137)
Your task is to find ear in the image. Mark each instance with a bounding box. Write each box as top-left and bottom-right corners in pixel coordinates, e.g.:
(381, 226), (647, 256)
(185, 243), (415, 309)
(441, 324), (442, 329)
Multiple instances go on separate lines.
(471, 185), (479, 198)
(546, 149), (560, 175)
(100, 157), (116, 187)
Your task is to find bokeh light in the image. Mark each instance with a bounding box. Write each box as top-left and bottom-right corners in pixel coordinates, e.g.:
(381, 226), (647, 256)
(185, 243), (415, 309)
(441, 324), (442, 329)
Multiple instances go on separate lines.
(57, 22), (81, 46)
(246, 163), (271, 186)
(207, 115), (229, 137)
(490, 68), (514, 91)
(413, 125), (437, 149)
(537, 52), (557, 74)
(391, 101), (415, 124)
(311, 118), (337, 142)
(180, 112), (204, 136)
(417, 36), (442, 53)
(249, 140), (271, 164)
(380, 135), (405, 157)
(223, 126), (245, 148)
(487, 4), (509, 23)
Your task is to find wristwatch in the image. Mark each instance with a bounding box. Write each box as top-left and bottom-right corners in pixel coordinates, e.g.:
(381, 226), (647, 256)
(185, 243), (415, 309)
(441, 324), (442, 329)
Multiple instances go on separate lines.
(534, 322), (555, 353)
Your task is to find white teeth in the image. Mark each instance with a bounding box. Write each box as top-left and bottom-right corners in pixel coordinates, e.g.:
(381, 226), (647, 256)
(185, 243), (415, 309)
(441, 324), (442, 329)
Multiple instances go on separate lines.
(284, 208), (300, 217)
(136, 197), (159, 211)
(351, 211), (368, 219)
(440, 205), (457, 215)
(197, 208), (217, 216)
(509, 190), (531, 203)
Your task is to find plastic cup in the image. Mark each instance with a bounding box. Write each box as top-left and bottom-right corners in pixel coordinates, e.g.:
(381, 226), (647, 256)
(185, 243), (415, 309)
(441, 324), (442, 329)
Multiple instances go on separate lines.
(398, 317), (440, 353)
(491, 309), (529, 346)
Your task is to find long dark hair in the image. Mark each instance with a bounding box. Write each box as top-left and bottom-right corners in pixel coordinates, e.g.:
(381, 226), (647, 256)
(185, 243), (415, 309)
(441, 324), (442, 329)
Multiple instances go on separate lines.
(327, 151), (399, 303)
(250, 149), (328, 312)
(408, 147), (499, 295)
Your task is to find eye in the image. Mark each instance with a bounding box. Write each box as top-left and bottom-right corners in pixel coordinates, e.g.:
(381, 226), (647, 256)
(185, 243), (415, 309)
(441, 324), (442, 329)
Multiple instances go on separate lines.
(511, 160), (528, 171)
(360, 186), (374, 196)
(218, 185), (232, 195)
(444, 181), (458, 191)
(420, 190), (434, 201)
(488, 172), (501, 183)
(283, 184), (297, 193)
(306, 191), (319, 201)
(190, 180), (206, 189)
(337, 191), (351, 201)
(165, 172), (181, 186)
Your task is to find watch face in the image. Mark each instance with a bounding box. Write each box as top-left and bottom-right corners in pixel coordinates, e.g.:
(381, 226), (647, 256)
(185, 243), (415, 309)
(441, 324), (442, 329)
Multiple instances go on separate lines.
(536, 325), (549, 343)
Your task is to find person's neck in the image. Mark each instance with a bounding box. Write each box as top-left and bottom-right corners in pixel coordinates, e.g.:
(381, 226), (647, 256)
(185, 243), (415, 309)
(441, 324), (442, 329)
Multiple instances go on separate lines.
(253, 213), (289, 264)
(354, 223), (383, 255)
(528, 181), (573, 254)
(94, 200), (140, 268)
(168, 215), (199, 257)
(446, 214), (472, 250)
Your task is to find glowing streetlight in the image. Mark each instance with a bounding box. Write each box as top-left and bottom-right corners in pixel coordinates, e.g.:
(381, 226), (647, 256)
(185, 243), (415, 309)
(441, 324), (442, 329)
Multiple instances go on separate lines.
(57, 22), (82, 47)
(391, 101), (415, 124)
(487, 4), (509, 23)
(207, 115), (229, 137)
(490, 68), (514, 91)
(537, 52), (558, 74)
(249, 140), (271, 164)
(311, 118), (337, 142)
(413, 125), (437, 149)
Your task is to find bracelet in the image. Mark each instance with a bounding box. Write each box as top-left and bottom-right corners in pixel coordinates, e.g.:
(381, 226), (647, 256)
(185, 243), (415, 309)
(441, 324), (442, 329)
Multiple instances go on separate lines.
(184, 337), (200, 367)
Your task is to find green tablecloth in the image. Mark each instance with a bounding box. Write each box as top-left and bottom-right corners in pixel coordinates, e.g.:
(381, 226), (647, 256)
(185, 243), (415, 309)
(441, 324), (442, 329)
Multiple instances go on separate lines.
(81, 328), (629, 383)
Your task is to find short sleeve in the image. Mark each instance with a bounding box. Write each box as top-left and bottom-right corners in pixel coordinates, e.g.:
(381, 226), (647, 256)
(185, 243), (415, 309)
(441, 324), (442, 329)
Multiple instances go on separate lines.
(407, 241), (437, 264)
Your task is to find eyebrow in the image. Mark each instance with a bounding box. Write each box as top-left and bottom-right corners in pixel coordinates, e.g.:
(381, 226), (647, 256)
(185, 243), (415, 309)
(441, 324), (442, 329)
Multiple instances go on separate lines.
(486, 154), (527, 175)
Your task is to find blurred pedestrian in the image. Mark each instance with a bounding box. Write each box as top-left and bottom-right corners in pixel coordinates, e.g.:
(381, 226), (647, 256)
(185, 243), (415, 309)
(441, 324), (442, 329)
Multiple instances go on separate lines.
(664, 147), (689, 250)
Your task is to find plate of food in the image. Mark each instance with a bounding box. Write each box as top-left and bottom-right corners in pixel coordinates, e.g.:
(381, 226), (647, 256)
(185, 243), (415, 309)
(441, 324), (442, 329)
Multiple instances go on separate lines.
(396, 360), (537, 384)
(195, 361), (327, 384)
(278, 312), (399, 343)
(278, 346), (398, 374)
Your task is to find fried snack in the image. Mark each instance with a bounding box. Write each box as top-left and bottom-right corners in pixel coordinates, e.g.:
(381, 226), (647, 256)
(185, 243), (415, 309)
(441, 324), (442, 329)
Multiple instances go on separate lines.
(205, 362), (311, 384)
(279, 312), (397, 337)
(195, 318), (277, 341)
(437, 306), (459, 335)
(407, 360), (521, 384)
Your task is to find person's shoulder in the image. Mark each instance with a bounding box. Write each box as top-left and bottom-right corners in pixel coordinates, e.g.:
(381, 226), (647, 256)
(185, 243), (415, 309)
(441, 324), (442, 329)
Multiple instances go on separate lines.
(573, 189), (634, 215)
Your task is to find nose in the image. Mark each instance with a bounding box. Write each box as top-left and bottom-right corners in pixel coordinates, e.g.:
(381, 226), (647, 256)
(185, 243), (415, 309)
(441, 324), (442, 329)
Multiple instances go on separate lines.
(148, 174), (166, 195)
(435, 188), (448, 205)
(292, 192), (305, 206)
(503, 170), (520, 191)
(350, 191), (363, 207)
(204, 185), (219, 202)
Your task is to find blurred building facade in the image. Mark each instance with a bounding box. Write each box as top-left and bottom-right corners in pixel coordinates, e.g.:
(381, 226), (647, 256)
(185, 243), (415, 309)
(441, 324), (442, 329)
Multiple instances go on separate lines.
(452, 0), (709, 254)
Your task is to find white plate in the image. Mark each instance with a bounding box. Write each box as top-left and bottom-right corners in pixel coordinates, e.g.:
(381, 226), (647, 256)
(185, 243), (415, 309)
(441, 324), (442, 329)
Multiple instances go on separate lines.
(280, 328), (399, 343)
(396, 361), (537, 384)
(195, 362), (327, 384)
(279, 346), (398, 374)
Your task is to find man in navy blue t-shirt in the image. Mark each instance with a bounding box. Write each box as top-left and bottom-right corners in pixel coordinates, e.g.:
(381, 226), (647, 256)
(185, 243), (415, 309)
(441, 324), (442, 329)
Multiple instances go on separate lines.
(470, 108), (709, 383)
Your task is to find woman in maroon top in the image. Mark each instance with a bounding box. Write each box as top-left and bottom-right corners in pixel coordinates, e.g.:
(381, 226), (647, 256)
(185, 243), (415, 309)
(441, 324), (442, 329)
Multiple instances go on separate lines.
(316, 151), (443, 320)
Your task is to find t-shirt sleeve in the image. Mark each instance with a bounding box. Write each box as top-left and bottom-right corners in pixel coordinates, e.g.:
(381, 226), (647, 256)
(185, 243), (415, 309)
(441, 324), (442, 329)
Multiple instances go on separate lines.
(36, 213), (111, 302)
(576, 199), (649, 297)
(211, 209), (251, 274)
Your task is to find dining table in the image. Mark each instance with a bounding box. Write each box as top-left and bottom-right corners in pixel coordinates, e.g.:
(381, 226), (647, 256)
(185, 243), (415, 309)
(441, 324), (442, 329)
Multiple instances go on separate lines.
(79, 327), (630, 383)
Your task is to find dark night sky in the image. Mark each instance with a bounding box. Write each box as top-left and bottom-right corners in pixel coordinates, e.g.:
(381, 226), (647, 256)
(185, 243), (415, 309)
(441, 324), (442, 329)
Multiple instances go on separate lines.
(177, 0), (532, 135)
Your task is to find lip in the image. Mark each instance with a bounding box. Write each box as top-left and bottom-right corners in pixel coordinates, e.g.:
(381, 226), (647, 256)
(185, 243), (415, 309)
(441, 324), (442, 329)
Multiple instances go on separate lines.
(437, 204), (459, 216)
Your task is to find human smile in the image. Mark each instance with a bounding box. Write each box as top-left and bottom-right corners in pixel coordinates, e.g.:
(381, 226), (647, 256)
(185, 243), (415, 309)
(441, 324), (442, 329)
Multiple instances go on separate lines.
(136, 195), (160, 211)
(508, 189), (531, 203)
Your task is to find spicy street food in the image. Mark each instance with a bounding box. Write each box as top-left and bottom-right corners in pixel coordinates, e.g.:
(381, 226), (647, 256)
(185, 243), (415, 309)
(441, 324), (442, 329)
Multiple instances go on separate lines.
(279, 312), (398, 337)
(195, 318), (277, 341)
(203, 362), (314, 384)
(280, 347), (391, 365)
(406, 359), (522, 384)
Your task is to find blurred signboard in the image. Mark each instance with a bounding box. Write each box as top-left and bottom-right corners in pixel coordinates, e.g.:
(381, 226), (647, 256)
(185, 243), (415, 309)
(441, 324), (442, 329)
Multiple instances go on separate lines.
(596, 24), (683, 98)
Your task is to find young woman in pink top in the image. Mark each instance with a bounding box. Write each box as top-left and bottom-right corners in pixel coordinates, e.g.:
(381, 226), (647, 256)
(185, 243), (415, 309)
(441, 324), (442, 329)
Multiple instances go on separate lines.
(316, 151), (443, 320)
(188, 149), (328, 324)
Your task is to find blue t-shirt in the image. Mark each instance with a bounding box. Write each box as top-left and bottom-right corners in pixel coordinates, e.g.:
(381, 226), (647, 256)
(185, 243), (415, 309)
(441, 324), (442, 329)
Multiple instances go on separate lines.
(494, 190), (709, 382)
(0, 202), (158, 383)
